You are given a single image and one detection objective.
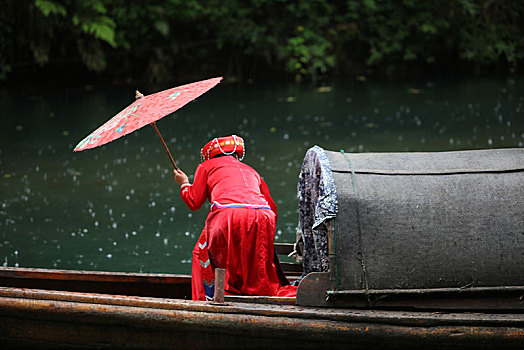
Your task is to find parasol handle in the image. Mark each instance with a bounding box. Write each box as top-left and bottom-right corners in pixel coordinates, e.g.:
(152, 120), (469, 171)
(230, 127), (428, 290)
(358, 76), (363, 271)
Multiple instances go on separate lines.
(135, 90), (178, 170)
(151, 122), (178, 171)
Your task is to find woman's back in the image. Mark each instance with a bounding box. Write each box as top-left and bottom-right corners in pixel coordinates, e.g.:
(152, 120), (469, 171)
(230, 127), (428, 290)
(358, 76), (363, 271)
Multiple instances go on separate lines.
(204, 156), (269, 207)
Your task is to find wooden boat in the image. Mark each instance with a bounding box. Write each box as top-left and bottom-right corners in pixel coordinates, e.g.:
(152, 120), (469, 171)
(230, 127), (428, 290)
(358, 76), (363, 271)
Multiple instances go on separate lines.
(1, 147), (523, 348)
(1, 249), (522, 349)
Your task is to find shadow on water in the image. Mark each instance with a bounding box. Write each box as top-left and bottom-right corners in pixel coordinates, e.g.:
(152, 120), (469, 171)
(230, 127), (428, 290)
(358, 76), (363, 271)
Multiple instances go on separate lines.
(0, 75), (523, 274)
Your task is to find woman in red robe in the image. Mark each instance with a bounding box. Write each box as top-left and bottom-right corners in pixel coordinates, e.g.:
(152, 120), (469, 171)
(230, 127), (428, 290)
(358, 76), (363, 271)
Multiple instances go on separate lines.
(174, 135), (296, 300)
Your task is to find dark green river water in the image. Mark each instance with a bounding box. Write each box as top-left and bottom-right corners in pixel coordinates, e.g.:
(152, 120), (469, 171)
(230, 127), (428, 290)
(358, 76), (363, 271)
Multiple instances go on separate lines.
(1, 75), (523, 274)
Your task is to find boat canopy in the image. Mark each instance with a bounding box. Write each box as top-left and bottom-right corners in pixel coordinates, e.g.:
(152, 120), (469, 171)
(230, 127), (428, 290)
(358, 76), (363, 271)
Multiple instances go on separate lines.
(296, 146), (524, 308)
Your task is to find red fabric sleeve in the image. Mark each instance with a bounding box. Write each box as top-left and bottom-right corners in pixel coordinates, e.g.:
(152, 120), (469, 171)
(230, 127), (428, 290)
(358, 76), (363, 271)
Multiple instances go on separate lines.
(180, 164), (209, 211)
(260, 178), (277, 221)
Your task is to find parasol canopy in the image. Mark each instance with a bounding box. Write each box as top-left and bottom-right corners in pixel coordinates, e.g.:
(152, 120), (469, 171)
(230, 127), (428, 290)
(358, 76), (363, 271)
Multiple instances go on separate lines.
(74, 77), (223, 168)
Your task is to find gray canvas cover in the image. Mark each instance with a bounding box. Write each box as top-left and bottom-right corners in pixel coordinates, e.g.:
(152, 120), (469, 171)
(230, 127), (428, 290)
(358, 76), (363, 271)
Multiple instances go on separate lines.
(324, 148), (524, 291)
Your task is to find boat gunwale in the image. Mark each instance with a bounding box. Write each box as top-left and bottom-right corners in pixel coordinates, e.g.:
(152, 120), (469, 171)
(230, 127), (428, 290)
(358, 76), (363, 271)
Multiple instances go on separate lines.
(327, 286), (524, 295)
(0, 286), (522, 328)
(0, 266), (191, 284)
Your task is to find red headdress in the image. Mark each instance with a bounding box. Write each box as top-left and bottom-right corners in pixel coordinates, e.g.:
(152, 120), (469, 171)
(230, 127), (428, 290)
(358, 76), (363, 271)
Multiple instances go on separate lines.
(200, 135), (245, 162)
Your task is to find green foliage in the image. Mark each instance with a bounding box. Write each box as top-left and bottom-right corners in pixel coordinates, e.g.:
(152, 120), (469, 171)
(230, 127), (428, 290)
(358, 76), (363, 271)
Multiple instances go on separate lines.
(344, 0), (524, 73)
(346, 0), (452, 68)
(0, 0), (523, 82)
(456, 0), (524, 65)
(35, 0), (66, 16)
(283, 26), (334, 82)
(72, 1), (117, 48)
(279, 1), (336, 82)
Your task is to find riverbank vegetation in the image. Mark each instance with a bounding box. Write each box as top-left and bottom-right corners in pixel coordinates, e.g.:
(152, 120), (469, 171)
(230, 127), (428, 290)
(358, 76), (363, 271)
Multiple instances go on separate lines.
(1, 0), (523, 84)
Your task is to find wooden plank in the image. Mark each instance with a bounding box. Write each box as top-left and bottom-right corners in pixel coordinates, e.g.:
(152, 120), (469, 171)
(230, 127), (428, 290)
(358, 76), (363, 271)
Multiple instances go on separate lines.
(328, 286), (524, 295)
(0, 267), (192, 299)
(296, 272), (330, 307)
(0, 267), (189, 283)
(1, 287), (522, 348)
(224, 295), (296, 305)
(213, 268), (226, 304)
(325, 286), (524, 310)
(1, 286), (523, 329)
(274, 243), (295, 255)
(279, 262), (302, 274)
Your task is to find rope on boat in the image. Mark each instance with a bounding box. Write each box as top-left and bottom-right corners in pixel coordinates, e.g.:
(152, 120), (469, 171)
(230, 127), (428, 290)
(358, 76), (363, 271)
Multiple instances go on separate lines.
(340, 150), (370, 294)
(331, 217), (339, 292)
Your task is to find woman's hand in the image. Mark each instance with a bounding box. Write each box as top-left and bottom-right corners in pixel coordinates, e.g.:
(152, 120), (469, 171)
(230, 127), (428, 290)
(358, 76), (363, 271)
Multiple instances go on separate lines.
(174, 169), (189, 186)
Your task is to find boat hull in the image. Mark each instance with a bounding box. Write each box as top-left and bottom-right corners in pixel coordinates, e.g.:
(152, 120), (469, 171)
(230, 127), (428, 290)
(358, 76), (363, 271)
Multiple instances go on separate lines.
(0, 286), (522, 349)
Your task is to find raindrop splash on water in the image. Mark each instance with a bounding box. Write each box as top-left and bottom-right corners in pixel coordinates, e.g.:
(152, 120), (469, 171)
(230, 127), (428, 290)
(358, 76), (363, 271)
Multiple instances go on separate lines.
(0, 77), (522, 274)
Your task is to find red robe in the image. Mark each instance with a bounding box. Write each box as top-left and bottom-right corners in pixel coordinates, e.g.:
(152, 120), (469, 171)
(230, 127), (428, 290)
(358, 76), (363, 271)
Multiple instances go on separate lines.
(180, 156), (296, 300)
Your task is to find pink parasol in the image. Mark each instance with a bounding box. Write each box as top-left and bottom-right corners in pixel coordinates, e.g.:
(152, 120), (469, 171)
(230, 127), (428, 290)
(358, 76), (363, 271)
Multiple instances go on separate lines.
(74, 77), (223, 169)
